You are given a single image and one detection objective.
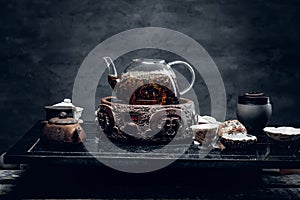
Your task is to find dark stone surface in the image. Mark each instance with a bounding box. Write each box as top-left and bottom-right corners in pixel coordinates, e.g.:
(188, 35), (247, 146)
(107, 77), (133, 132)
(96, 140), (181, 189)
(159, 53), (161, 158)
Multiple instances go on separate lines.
(1, 0), (300, 153)
(1, 168), (300, 199)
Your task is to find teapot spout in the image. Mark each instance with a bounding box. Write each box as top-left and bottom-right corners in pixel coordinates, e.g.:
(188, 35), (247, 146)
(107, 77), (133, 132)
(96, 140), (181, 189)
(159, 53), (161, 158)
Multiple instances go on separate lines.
(103, 57), (119, 89)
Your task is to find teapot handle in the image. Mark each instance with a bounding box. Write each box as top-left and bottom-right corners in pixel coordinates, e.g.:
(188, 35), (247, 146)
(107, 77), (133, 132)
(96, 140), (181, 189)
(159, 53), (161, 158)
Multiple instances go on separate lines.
(168, 61), (196, 95)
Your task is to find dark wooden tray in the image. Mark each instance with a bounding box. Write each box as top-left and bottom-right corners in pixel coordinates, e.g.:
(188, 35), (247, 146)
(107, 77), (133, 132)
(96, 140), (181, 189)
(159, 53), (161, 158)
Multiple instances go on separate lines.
(4, 121), (300, 169)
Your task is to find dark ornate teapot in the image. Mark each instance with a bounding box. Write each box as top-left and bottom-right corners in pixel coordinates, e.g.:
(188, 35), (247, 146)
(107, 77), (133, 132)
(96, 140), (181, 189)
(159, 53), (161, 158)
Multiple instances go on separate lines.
(104, 57), (195, 105)
(41, 112), (86, 145)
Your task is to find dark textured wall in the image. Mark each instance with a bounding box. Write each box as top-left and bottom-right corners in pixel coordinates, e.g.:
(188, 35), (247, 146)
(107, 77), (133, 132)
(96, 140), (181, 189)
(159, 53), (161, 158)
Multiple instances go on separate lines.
(1, 0), (300, 153)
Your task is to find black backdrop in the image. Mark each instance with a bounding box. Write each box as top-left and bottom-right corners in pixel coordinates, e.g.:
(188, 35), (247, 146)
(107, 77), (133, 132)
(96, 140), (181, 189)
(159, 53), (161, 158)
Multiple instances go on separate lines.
(1, 0), (300, 153)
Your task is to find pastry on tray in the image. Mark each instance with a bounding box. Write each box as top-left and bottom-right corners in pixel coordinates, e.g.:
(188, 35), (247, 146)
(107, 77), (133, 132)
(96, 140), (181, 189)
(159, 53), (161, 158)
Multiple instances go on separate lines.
(218, 119), (247, 136)
(263, 127), (300, 143)
(220, 132), (257, 149)
(219, 120), (257, 149)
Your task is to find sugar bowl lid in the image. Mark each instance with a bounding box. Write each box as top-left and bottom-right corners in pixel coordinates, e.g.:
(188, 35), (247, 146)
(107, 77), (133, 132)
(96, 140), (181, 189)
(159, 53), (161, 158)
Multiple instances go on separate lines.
(49, 112), (78, 125)
(238, 92), (270, 105)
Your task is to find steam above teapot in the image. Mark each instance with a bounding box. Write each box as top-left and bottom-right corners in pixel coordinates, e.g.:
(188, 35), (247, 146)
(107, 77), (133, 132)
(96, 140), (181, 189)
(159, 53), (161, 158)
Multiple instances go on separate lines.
(103, 56), (195, 105)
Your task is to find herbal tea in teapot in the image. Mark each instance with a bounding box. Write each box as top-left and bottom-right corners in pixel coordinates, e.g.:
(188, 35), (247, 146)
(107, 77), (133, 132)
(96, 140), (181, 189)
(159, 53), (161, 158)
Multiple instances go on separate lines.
(104, 57), (195, 105)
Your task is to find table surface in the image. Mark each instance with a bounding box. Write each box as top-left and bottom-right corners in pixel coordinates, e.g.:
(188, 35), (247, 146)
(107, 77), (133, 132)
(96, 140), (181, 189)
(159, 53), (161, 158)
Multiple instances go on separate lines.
(1, 167), (300, 199)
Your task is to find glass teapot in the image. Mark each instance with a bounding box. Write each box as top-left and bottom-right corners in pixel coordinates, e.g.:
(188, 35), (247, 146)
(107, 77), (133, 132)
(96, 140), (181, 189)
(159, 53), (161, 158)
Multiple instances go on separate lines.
(104, 57), (195, 105)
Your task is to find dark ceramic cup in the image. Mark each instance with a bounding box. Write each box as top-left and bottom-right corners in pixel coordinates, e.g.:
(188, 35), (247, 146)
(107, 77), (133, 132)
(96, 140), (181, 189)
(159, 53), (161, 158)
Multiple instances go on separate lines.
(237, 93), (272, 135)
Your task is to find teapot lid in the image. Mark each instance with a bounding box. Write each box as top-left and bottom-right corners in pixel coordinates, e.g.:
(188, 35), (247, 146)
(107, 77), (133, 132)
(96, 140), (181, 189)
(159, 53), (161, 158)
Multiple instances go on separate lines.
(132, 58), (165, 64)
(52, 98), (75, 107)
(49, 112), (78, 125)
(238, 92), (270, 105)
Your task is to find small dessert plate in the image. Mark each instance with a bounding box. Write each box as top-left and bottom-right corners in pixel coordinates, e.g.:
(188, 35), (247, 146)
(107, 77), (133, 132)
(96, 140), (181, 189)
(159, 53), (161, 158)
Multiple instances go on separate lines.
(263, 127), (300, 142)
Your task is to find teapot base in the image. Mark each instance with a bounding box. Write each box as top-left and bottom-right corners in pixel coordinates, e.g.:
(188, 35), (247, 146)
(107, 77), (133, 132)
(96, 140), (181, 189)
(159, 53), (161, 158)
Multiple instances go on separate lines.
(97, 96), (195, 145)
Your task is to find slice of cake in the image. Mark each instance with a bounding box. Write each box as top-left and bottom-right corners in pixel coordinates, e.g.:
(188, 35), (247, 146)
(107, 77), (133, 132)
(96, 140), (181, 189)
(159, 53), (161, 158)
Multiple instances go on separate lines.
(219, 120), (257, 149)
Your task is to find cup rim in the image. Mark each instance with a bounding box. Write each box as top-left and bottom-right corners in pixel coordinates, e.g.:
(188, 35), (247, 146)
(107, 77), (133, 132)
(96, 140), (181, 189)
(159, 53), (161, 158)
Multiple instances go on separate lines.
(190, 123), (219, 130)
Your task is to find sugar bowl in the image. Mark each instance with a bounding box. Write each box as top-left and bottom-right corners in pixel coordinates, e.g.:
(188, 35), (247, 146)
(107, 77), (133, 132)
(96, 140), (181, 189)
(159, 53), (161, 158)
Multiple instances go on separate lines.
(237, 93), (272, 134)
